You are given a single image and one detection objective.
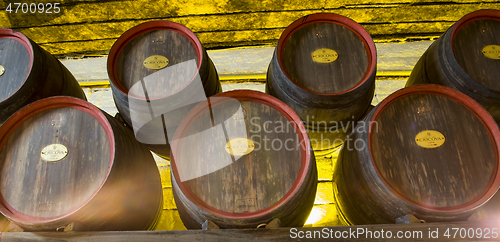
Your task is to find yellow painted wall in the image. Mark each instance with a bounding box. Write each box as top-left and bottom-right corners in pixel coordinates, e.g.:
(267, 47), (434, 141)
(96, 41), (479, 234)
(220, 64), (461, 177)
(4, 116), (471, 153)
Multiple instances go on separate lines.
(0, 0), (499, 55)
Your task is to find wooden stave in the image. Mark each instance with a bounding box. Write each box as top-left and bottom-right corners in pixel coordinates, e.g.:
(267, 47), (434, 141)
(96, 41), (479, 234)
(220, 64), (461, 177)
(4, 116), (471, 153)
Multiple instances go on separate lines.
(406, 9), (500, 123)
(265, 13), (376, 151)
(107, 20), (221, 159)
(0, 96), (162, 231)
(170, 90), (317, 229)
(333, 84), (500, 225)
(0, 29), (86, 124)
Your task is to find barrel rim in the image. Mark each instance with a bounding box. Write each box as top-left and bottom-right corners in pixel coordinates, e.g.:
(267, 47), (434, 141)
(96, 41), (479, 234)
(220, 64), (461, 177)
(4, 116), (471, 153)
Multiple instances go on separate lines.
(0, 28), (34, 102)
(368, 84), (500, 213)
(451, 9), (500, 47)
(0, 96), (115, 224)
(276, 13), (376, 96)
(170, 90), (313, 220)
(107, 20), (203, 101)
(449, 9), (500, 93)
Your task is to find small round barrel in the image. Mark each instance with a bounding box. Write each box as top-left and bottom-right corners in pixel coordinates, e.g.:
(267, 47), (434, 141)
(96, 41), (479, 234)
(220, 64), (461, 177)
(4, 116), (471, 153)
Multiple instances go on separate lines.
(0, 28), (86, 124)
(334, 84), (500, 225)
(266, 13), (376, 151)
(170, 90), (317, 229)
(107, 20), (221, 159)
(0, 97), (162, 231)
(407, 9), (500, 123)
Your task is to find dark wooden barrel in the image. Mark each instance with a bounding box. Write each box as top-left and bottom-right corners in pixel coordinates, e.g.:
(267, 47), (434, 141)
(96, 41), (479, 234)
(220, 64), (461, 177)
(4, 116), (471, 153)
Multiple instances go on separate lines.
(0, 96), (162, 231)
(333, 84), (500, 225)
(107, 20), (221, 159)
(407, 9), (500, 123)
(0, 28), (86, 124)
(170, 90), (317, 229)
(266, 13), (376, 151)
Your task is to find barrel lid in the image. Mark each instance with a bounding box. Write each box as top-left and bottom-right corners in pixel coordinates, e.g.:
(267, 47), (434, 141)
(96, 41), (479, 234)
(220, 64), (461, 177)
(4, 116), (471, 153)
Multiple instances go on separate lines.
(369, 84), (500, 212)
(0, 97), (114, 223)
(277, 13), (376, 95)
(171, 90), (312, 219)
(451, 9), (500, 91)
(0, 29), (33, 103)
(107, 20), (203, 100)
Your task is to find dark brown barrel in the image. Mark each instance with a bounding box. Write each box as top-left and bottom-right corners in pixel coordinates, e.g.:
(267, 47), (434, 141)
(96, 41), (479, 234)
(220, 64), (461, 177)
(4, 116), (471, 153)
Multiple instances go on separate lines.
(0, 97), (162, 231)
(0, 29), (86, 124)
(407, 9), (500, 123)
(333, 84), (500, 225)
(266, 13), (376, 151)
(107, 20), (221, 159)
(170, 90), (317, 229)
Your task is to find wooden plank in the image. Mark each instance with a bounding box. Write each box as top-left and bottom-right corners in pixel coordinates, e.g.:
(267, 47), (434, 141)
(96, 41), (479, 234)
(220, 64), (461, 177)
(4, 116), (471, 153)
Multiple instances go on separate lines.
(2, 0), (500, 11)
(2, 220), (500, 241)
(8, 3), (500, 33)
(38, 22), (440, 55)
(0, 0), (325, 28)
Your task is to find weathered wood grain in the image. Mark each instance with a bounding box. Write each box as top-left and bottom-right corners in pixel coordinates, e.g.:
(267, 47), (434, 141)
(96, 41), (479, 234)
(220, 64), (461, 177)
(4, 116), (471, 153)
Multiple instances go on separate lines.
(282, 22), (368, 93)
(0, 97), (162, 231)
(108, 21), (221, 159)
(371, 94), (496, 207)
(171, 90), (317, 229)
(267, 13), (376, 151)
(0, 29), (86, 123)
(452, 18), (500, 91)
(0, 38), (31, 102)
(0, 108), (110, 218)
(334, 85), (500, 225)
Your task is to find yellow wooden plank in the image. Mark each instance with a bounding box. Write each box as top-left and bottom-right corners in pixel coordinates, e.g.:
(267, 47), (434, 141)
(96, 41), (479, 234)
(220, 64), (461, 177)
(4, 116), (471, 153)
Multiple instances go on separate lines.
(163, 188), (176, 210)
(1, 0), (326, 28)
(152, 210), (187, 230)
(219, 74), (267, 81)
(38, 21), (447, 55)
(78, 81), (110, 87)
(3, 0), (500, 27)
(8, 3), (500, 33)
(2, 0), (500, 11)
(17, 2), (498, 46)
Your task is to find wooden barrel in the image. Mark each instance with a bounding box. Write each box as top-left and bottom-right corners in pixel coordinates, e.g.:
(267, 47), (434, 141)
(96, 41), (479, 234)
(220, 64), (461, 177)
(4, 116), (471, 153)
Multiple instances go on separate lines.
(107, 20), (221, 159)
(170, 90), (317, 229)
(0, 96), (162, 231)
(266, 13), (376, 151)
(0, 28), (86, 124)
(333, 84), (500, 225)
(407, 9), (500, 123)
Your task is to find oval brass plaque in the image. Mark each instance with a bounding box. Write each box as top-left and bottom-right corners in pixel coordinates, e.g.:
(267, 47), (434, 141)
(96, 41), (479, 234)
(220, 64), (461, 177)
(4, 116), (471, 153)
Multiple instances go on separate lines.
(143, 55), (169, 70)
(225, 138), (255, 156)
(0, 65), (4, 76)
(312, 48), (339, 63)
(415, 130), (445, 149)
(41, 144), (68, 162)
(482, 45), (500, 60)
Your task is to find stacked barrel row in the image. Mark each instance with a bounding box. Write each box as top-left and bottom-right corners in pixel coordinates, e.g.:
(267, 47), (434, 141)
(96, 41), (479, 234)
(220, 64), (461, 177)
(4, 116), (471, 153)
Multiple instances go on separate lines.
(0, 8), (498, 231)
